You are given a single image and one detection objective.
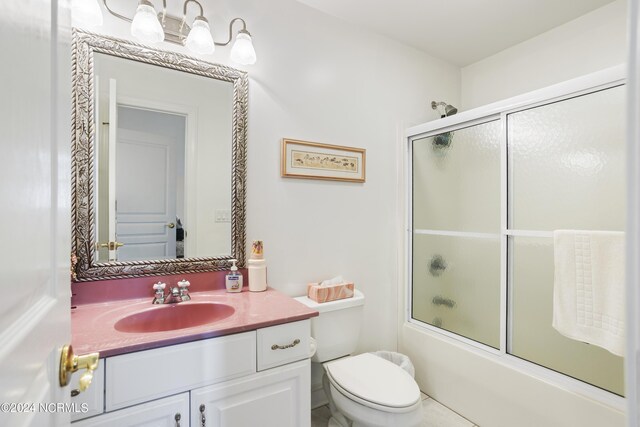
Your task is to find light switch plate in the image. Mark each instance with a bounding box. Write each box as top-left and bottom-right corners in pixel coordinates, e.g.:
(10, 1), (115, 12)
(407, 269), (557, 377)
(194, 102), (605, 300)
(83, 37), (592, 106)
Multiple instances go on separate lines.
(214, 209), (231, 223)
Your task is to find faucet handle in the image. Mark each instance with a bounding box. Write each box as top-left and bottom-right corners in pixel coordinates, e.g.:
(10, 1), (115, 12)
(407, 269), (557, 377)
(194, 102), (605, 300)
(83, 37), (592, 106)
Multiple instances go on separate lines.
(177, 279), (191, 301)
(152, 282), (167, 304)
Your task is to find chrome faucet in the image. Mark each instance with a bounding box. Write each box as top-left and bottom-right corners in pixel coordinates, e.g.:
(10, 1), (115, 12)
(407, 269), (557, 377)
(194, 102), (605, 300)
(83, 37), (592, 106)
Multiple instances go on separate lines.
(152, 280), (191, 304)
(164, 286), (182, 304)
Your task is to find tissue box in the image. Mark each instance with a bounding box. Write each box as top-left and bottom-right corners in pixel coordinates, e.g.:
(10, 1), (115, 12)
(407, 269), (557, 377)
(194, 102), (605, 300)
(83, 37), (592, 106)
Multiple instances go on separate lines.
(307, 282), (355, 303)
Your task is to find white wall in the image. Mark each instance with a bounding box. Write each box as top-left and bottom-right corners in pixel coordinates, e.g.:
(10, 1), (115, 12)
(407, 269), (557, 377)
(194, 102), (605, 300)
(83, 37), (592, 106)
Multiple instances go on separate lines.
(82, 0), (460, 356)
(461, 0), (627, 109)
(242, 0), (460, 355)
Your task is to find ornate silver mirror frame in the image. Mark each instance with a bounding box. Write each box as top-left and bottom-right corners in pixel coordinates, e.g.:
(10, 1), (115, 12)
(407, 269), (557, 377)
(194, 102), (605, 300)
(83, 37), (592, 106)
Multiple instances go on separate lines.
(71, 29), (247, 282)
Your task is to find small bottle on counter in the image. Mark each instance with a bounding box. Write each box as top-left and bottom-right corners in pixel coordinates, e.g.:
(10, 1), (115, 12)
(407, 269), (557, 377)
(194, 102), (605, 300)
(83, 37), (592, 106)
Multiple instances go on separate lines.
(225, 259), (243, 293)
(248, 240), (267, 292)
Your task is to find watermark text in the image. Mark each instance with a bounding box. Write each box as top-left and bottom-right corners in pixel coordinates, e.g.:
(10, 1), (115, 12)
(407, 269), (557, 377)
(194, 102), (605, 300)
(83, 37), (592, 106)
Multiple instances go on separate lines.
(0, 402), (89, 413)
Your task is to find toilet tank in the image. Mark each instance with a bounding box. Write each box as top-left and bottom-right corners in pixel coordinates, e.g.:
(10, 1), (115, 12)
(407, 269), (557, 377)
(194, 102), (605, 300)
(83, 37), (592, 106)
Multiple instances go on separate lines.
(295, 289), (365, 363)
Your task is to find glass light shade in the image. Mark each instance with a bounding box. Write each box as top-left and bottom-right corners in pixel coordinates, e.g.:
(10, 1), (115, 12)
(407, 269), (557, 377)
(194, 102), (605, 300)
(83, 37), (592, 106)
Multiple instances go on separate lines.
(185, 17), (215, 55)
(230, 32), (257, 65)
(71, 0), (103, 27)
(131, 3), (164, 44)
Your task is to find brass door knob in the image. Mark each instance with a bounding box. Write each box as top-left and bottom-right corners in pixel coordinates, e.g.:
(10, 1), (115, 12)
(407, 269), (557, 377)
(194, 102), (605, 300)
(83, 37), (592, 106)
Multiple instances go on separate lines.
(110, 241), (124, 250)
(59, 345), (99, 393)
(167, 223), (176, 229)
(95, 241), (124, 250)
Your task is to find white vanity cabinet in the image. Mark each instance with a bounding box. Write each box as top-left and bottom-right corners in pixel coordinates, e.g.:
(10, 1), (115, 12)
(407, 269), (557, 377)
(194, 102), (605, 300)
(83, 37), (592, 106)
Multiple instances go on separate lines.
(72, 319), (311, 427)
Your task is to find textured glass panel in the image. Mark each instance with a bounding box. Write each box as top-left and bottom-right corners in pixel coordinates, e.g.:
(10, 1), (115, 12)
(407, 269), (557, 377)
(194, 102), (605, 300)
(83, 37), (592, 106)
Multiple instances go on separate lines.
(509, 86), (625, 231)
(413, 120), (501, 232)
(412, 234), (500, 348)
(510, 237), (624, 395)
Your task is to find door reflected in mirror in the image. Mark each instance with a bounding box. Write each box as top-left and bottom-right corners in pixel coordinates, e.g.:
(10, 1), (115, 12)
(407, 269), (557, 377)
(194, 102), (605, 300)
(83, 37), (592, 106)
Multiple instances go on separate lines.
(93, 52), (233, 262)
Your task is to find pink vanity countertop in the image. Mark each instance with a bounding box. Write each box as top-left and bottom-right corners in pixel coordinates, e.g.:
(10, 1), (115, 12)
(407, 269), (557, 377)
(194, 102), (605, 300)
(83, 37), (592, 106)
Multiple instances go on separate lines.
(71, 287), (318, 358)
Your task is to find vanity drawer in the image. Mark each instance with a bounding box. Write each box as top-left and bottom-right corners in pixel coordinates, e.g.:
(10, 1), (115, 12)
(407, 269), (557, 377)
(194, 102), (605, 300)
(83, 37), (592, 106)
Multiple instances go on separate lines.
(257, 320), (310, 371)
(105, 331), (256, 411)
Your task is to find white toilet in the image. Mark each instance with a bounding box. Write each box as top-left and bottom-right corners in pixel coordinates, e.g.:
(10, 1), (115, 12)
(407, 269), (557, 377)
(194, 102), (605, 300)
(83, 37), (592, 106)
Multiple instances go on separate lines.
(295, 290), (423, 427)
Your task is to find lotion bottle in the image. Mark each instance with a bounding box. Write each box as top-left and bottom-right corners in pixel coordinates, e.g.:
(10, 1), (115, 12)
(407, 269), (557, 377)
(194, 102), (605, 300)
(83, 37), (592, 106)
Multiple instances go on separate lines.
(248, 240), (268, 292)
(225, 259), (243, 293)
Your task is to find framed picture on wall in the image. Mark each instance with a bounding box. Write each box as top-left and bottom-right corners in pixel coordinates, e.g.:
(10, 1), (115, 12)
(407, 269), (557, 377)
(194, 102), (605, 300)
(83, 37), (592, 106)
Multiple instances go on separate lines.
(281, 138), (366, 183)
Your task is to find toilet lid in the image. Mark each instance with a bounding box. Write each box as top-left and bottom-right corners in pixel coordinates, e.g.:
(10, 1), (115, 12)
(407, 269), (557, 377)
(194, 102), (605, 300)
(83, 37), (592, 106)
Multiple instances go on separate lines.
(324, 353), (420, 410)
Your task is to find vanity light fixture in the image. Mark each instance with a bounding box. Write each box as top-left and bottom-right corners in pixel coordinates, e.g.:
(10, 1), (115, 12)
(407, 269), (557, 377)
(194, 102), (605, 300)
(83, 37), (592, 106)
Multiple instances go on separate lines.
(131, 0), (164, 44)
(185, 15), (215, 54)
(102, 0), (257, 64)
(229, 24), (257, 66)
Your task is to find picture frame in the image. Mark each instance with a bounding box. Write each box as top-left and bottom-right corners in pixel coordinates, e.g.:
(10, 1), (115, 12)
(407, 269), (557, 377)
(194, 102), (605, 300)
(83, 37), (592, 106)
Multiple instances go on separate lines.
(281, 138), (366, 183)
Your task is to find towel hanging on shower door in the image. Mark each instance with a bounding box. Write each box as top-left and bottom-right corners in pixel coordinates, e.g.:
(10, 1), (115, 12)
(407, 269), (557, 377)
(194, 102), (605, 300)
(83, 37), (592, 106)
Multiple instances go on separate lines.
(552, 230), (625, 357)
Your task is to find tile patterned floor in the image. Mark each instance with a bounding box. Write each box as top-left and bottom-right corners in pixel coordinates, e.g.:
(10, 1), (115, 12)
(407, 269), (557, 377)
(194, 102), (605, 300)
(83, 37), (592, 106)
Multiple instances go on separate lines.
(311, 392), (478, 427)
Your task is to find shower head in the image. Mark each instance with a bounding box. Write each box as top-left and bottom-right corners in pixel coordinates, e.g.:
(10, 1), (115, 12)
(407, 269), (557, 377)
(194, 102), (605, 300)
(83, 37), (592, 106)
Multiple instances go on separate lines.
(431, 101), (458, 118)
(432, 131), (453, 151)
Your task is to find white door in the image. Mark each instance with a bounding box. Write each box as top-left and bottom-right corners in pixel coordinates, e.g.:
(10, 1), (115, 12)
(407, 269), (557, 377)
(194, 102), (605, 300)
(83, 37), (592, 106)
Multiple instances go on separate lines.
(0, 1), (73, 426)
(94, 78), (119, 262)
(115, 121), (177, 261)
(107, 80), (118, 261)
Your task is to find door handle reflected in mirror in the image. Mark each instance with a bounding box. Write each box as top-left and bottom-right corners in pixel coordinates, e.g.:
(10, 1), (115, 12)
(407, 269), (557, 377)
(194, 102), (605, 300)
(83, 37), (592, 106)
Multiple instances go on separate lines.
(167, 223), (176, 229)
(95, 241), (124, 250)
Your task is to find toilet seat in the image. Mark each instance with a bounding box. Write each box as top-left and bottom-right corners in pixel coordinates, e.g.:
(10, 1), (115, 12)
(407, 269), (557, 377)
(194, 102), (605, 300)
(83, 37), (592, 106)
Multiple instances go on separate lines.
(324, 353), (421, 413)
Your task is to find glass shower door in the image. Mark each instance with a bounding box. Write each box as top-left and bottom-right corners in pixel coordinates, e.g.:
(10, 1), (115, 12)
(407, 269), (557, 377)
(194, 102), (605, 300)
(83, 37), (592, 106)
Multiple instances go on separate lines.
(508, 85), (625, 395)
(409, 77), (625, 398)
(411, 120), (501, 348)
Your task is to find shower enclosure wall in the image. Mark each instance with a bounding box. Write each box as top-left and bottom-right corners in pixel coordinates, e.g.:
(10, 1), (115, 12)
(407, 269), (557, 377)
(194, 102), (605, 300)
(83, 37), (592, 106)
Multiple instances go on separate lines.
(407, 67), (625, 399)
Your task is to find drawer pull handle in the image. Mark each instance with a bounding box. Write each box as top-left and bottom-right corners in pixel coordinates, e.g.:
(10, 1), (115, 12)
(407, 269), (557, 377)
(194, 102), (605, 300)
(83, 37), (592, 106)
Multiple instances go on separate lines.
(271, 338), (300, 350)
(200, 404), (206, 427)
(70, 389), (80, 397)
(175, 413), (181, 427)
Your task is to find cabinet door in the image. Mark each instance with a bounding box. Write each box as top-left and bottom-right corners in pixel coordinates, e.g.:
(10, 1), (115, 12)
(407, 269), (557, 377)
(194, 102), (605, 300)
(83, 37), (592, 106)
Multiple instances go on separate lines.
(72, 393), (188, 427)
(192, 359), (310, 427)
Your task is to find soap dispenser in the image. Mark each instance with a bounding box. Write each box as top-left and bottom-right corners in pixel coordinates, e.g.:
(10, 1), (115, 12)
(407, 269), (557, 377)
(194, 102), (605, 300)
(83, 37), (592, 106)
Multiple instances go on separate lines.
(225, 259), (243, 293)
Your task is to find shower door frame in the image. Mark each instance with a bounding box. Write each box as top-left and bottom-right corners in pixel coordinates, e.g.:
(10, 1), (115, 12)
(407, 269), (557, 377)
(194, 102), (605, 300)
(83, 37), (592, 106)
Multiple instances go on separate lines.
(405, 64), (626, 407)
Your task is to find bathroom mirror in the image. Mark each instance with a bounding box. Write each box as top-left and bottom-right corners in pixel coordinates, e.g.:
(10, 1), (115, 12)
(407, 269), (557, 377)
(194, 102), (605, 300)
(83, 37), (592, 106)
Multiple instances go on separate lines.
(71, 29), (247, 281)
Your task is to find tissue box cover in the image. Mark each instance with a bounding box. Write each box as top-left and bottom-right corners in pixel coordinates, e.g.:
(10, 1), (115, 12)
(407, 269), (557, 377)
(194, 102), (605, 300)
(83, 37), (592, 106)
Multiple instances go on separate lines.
(307, 282), (355, 303)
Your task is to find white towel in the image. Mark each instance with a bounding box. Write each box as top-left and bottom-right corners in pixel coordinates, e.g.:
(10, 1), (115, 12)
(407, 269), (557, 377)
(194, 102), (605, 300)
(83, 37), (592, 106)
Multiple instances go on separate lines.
(552, 230), (625, 357)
